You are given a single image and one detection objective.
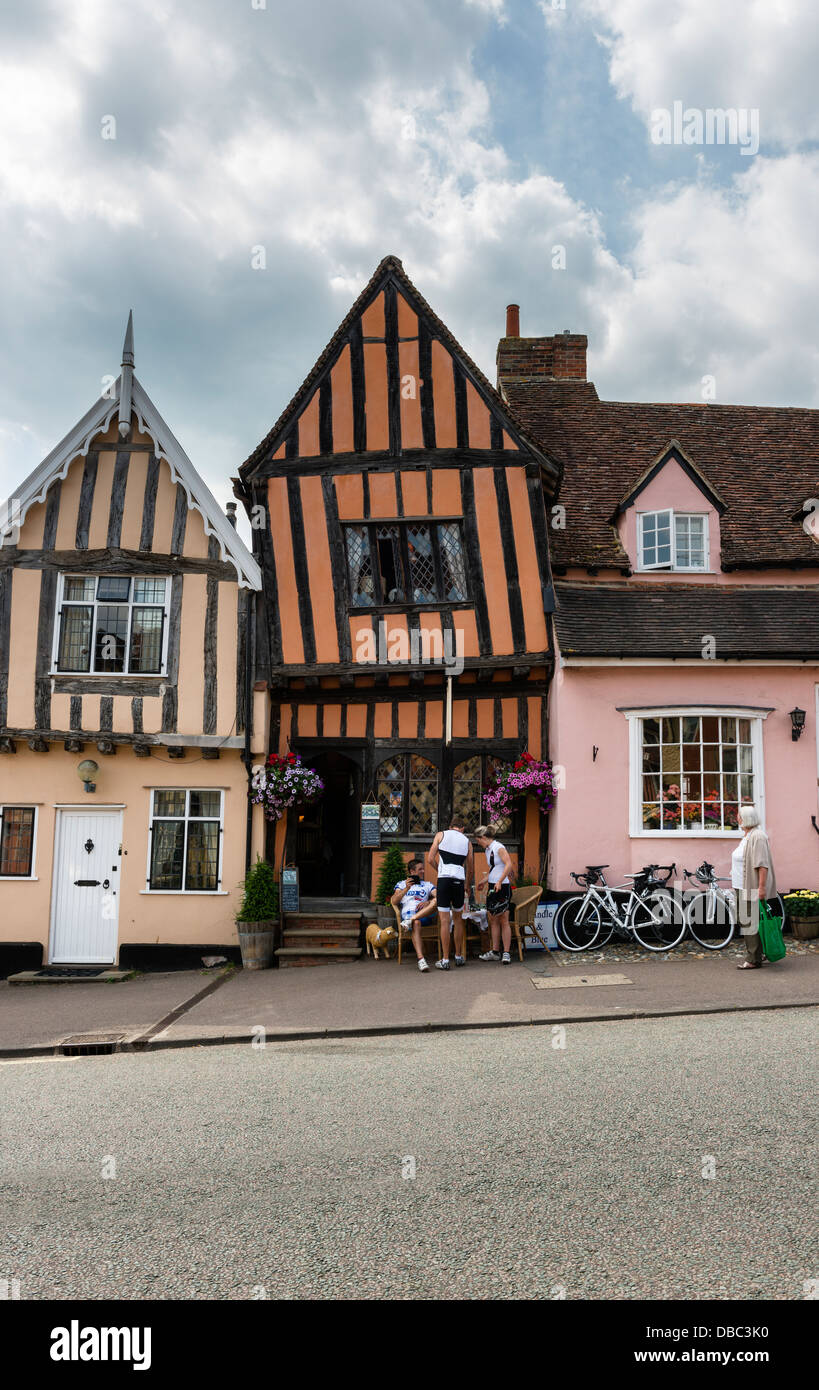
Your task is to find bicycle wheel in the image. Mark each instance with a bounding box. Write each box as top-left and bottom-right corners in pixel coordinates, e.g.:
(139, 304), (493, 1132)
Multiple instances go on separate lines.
(630, 889), (686, 951)
(686, 888), (736, 950)
(555, 896), (602, 951)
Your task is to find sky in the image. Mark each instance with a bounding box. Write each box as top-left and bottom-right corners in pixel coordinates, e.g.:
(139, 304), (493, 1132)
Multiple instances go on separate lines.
(1, 0), (818, 520)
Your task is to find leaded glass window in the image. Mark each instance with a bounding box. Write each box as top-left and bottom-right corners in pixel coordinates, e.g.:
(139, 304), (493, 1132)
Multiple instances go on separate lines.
(346, 526), (374, 607)
(376, 754), (439, 836)
(342, 522), (468, 606)
(453, 755), (514, 836)
(438, 523), (467, 600)
(148, 789), (222, 891)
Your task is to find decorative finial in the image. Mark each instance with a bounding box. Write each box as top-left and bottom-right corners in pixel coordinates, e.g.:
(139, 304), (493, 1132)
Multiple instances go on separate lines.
(118, 310), (134, 437)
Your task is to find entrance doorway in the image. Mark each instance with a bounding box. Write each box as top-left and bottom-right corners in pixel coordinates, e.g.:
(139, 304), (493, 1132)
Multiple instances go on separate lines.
(294, 751), (361, 897)
(50, 809), (122, 963)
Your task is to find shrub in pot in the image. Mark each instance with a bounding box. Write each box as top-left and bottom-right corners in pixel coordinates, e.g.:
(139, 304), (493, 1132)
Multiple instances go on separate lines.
(236, 857), (280, 969)
(374, 844), (409, 925)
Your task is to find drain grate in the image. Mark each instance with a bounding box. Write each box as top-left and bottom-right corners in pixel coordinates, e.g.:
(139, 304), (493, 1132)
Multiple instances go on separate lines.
(36, 968), (107, 979)
(59, 1033), (126, 1056)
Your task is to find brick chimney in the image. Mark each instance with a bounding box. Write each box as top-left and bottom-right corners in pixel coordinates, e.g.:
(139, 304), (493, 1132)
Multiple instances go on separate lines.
(497, 309), (587, 391)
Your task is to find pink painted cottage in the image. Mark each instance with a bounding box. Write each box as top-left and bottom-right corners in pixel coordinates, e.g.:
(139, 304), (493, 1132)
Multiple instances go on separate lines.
(497, 315), (819, 893)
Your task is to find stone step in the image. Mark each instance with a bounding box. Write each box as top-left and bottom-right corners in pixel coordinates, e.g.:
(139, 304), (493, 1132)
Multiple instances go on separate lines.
(275, 946), (363, 968)
(282, 927), (362, 949)
(284, 914), (364, 932)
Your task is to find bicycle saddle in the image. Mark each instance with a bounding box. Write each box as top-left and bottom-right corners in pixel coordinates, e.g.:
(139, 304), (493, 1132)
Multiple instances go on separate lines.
(586, 864), (609, 871)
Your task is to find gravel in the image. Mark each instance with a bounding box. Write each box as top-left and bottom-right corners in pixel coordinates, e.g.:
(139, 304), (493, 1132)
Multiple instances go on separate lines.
(1, 1008), (816, 1300)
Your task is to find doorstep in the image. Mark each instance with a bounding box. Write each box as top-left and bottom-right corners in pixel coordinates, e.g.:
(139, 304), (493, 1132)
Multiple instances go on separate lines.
(7, 968), (136, 985)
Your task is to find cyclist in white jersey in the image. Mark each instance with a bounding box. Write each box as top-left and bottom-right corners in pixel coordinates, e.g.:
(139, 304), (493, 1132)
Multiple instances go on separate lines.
(429, 820), (473, 970)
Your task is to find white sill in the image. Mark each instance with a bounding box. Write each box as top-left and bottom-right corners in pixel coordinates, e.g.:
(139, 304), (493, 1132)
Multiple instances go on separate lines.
(0, 875), (38, 881)
(140, 889), (229, 895)
(52, 672), (166, 679)
(635, 568), (711, 576)
(632, 830), (740, 838)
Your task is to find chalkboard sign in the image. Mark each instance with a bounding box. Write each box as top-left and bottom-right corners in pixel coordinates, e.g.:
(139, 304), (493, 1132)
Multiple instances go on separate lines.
(280, 866), (299, 914)
(360, 801), (381, 849)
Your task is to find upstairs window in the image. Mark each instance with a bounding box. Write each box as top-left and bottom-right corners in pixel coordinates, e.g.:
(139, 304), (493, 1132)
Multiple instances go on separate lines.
(54, 575), (169, 675)
(638, 511), (708, 571)
(345, 521), (467, 606)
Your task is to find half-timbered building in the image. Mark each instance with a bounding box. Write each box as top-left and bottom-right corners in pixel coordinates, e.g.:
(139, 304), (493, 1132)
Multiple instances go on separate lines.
(235, 257), (559, 908)
(0, 317), (264, 969)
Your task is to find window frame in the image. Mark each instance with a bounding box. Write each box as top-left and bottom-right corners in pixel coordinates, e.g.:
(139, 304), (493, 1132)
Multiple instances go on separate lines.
(636, 510), (709, 572)
(343, 518), (469, 608)
(0, 805), (38, 880)
(626, 707), (766, 838)
(452, 752), (524, 845)
(52, 573), (171, 676)
(145, 788), (224, 894)
(376, 752), (439, 838)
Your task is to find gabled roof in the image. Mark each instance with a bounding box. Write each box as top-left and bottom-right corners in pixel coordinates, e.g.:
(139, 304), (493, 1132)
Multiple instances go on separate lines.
(239, 254), (560, 491)
(506, 387), (819, 571)
(1, 324), (261, 590)
(612, 439), (727, 517)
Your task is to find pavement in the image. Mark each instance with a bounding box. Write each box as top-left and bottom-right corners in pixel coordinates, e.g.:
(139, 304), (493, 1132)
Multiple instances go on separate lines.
(1, 938), (817, 1056)
(2, 1009), (816, 1299)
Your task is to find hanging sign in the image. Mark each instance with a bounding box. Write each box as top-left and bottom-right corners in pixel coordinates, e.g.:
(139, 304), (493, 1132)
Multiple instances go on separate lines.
(360, 800), (381, 849)
(280, 866), (299, 914)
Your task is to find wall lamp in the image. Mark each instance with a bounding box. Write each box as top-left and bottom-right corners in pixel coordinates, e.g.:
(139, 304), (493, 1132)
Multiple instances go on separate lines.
(77, 758), (99, 793)
(789, 708), (806, 742)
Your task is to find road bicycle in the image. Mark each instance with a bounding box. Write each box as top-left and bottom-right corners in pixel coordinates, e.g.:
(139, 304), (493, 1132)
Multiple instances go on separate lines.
(555, 863), (685, 953)
(682, 862), (735, 949)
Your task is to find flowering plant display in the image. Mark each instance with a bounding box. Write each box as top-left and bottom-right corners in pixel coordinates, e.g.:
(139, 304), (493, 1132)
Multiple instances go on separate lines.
(251, 752), (324, 823)
(482, 751), (556, 821)
(782, 890), (819, 918)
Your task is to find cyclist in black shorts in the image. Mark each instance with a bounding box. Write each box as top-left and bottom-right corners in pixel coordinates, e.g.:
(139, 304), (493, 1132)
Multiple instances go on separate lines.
(429, 819), (474, 969)
(474, 825), (515, 963)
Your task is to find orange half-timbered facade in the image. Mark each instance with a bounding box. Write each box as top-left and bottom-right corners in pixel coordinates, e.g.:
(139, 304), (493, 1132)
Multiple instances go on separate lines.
(236, 257), (559, 898)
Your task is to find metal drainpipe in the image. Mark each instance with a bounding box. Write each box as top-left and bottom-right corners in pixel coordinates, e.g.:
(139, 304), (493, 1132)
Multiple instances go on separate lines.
(243, 593), (255, 873)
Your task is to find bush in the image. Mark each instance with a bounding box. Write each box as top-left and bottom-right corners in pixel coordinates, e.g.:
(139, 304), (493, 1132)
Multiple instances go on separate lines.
(375, 844), (409, 905)
(236, 857), (279, 923)
(783, 890), (819, 918)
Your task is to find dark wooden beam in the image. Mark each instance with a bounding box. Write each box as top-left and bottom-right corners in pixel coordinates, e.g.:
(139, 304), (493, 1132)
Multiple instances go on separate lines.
(0, 737), (16, 753)
(350, 319), (367, 453)
(203, 536), (219, 735)
(286, 476), (317, 667)
(494, 465), (526, 654)
(1, 548), (236, 580)
(96, 739), (116, 755)
(202, 747), (220, 760)
(28, 738), (48, 752)
(139, 455), (160, 552)
(75, 453), (98, 551)
(63, 738), (83, 753)
(459, 469), (491, 657)
(168, 746), (185, 759)
(106, 448), (130, 549)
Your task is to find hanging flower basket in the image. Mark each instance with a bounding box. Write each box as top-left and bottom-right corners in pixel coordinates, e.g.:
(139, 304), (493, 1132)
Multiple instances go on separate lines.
(251, 753), (324, 823)
(482, 751), (557, 822)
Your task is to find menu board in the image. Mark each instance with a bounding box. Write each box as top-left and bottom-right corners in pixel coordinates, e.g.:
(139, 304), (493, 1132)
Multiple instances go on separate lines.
(360, 802), (381, 848)
(280, 866), (299, 914)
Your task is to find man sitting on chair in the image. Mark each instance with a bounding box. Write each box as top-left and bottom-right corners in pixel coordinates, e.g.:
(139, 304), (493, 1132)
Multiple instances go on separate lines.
(391, 859), (438, 973)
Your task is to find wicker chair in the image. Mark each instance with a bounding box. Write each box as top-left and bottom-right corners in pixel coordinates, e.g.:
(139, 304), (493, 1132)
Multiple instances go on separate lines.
(393, 903), (441, 962)
(509, 886), (543, 961)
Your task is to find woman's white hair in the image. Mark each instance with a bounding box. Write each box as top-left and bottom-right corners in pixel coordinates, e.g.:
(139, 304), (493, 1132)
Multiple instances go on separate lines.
(739, 805), (761, 829)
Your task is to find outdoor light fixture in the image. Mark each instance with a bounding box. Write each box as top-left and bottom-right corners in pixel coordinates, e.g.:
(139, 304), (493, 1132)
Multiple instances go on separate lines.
(789, 708), (806, 742)
(77, 758), (99, 793)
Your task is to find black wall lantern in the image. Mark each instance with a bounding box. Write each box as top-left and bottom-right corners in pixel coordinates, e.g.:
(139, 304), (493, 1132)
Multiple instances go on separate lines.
(789, 707), (806, 742)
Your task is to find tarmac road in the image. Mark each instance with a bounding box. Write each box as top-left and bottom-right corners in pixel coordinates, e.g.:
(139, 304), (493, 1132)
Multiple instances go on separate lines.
(1, 1007), (816, 1300)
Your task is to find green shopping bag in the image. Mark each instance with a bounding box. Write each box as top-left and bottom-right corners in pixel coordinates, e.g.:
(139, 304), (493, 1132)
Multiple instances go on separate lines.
(758, 899), (786, 962)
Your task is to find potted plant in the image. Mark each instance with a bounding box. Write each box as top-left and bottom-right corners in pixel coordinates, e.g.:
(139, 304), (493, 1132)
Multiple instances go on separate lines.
(235, 856), (279, 969)
(782, 890), (819, 940)
(374, 843), (409, 925)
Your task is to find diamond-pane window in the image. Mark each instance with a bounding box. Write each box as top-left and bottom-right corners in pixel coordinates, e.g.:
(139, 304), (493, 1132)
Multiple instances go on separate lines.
(407, 525), (436, 603)
(452, 755), (481, 830)
(377, 755), (405, 833)
(376, 526), (404, 602)
(409, 755), (438, 834)
(438, 523), (467, 599)
(346, 526), (374, 606)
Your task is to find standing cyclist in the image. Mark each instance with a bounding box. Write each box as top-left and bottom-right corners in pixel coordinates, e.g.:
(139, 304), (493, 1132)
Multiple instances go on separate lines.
(474, 825), (515, 964)
(428, 819), (473, 970)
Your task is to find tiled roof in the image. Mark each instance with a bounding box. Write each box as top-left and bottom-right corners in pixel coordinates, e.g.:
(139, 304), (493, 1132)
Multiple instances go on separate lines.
(553, 581), (819, 658)
(506, 384), (819, 571)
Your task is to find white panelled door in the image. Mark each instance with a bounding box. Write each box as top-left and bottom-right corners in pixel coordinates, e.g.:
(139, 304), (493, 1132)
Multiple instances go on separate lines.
(50, 810), (122, 964)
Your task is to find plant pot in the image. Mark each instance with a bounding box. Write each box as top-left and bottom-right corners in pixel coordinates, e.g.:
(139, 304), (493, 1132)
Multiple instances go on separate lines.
(789, 915), (819, 941)
(237, 921), (277, 970)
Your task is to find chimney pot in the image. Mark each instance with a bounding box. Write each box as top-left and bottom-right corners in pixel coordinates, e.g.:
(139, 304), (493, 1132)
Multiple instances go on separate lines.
(506, 304), (520, 337)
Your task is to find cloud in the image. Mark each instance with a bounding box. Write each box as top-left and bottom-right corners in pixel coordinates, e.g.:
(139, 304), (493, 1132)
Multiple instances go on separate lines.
(578, 0), (819, 147)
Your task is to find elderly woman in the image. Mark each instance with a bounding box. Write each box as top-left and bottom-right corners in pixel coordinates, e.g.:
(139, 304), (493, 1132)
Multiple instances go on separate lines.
(733, 805), (779, 970)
